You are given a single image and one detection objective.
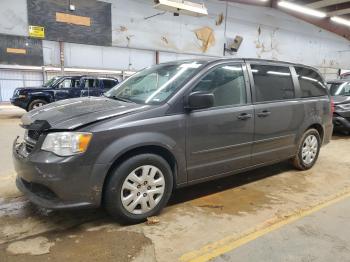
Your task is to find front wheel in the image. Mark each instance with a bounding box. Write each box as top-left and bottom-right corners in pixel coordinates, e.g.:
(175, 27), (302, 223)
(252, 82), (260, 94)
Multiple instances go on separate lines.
(27, 99), (47, 111)
(104, 154), (173, 224)
(292, 128), (321, 170)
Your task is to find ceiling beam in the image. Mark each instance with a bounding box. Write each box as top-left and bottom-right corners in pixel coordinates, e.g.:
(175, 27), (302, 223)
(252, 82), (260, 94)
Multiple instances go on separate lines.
(328, 7), (350, 16)
(307, 0), (350, 9)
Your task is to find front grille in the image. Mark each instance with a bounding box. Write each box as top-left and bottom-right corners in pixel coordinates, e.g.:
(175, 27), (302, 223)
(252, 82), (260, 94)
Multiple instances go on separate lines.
(28, 130), (42, 141)
(23, 129), (42, 154)
(25, 143), (34, 153)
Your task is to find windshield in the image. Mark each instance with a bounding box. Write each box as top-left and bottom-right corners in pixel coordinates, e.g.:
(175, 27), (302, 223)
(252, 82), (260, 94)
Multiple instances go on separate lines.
(104, 61), (205, 104)
(328, 82), (350, 96)
(43, 77), (60, 87)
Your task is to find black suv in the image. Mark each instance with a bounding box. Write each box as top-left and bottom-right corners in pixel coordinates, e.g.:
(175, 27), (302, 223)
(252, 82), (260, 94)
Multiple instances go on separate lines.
(10, 75), (119, 111)
(328, 80), (350, 133)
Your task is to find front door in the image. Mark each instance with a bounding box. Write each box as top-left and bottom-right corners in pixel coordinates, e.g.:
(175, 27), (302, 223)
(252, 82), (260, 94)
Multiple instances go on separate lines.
(54, 77), (77, 101)
(186, 63), (254, 182)
(249, 63), (304, 165)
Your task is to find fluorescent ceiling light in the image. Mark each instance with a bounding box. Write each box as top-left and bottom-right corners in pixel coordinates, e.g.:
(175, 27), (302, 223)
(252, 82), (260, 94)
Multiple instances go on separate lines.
(278, 1), (327, 18)
(331, 16), (350, 27)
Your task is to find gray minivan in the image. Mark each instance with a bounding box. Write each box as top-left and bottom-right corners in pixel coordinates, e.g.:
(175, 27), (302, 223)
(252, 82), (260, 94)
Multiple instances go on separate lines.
(13, 59), (333, 223)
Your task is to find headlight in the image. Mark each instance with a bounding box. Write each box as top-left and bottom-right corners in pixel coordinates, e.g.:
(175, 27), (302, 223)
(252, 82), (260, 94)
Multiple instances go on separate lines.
(41, 132), (92, 156)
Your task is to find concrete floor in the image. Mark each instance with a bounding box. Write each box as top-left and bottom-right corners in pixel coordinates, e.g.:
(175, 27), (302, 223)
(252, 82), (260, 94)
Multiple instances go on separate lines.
(213, 196), (350, 262)
(0, 104), (350, 262)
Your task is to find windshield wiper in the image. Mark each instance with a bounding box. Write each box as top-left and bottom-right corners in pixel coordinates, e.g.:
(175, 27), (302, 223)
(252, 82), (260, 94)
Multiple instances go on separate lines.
(106, 95), (136, 103)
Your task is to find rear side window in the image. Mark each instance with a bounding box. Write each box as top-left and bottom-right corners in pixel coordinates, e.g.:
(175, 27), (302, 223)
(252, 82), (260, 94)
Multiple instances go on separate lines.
(102, 79), (118, 89)
(83, 79), (98, 89)
(251, 64), (295, 102)
(192, 64), (247, 107)
(295, 67), (327, 97)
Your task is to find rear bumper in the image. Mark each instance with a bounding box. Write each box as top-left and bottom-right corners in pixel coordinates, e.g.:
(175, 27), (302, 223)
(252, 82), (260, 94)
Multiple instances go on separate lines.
(13, 138), (106, 210)
(323, 123), (333, 145)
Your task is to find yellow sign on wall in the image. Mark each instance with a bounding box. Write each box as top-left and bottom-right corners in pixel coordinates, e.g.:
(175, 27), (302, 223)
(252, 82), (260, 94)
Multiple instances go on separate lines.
(29, 25), (45, 38)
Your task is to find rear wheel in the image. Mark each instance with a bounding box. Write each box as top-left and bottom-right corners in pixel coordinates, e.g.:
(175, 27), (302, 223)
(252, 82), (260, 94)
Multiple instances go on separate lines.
(28, 99), (47, 111)
(292, 128), (321, 170)
(104, 154), (173, 224)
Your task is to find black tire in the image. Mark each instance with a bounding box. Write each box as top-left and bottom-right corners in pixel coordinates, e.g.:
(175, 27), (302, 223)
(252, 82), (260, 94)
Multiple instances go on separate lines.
(104, 154), (173, 224)
(341, 130), (350, 136)
(292, 128), (321, 170)
(27, 99), (47, 111)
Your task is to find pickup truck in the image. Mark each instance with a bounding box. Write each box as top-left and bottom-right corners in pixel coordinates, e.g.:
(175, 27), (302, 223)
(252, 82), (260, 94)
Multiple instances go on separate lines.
(10, 75), (119, 111)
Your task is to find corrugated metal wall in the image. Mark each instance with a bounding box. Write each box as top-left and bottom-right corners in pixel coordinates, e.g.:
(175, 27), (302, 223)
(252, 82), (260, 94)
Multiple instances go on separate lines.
(0, 70), (43, 102)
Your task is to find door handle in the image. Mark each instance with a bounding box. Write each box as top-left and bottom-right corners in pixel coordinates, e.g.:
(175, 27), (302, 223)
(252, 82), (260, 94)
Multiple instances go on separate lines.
(257, 110), (271, 117)
(237, 113), (252, 120)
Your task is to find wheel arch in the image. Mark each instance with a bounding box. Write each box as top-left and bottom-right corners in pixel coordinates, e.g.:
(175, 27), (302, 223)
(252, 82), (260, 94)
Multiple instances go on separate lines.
(27, 95), (51, 110)
(306, 123), (324, 145)
(101, 144), (178, 205)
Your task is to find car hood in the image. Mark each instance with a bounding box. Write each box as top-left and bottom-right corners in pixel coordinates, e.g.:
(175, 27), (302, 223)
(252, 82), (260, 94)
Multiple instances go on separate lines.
(332, 95), (350, 105)
(16, 86), (48, 91)
(21, 97), (150, 130)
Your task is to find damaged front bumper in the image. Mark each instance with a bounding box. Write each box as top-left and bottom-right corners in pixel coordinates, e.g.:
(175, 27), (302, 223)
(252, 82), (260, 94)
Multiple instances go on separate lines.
(13, 137), (104, 210)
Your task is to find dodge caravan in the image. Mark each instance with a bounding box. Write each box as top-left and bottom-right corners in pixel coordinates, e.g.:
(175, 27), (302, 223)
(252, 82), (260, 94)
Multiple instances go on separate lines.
(13, 59), (333, 223)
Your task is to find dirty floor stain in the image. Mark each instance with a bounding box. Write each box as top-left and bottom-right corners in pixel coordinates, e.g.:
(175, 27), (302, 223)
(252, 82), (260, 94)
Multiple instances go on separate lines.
(1, 227), (154, 262)
(6, 236), (54, 255)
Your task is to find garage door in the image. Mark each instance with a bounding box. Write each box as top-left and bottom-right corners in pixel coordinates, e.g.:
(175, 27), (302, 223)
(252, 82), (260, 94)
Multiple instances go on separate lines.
(0, 70), (43, 102)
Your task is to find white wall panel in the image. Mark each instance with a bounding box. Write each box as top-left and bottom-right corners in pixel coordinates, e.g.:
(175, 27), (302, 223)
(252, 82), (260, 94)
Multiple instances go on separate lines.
(0, 0), (348, 76)
(63, 43), (155, 70)
(110, 0), (225, 57)
(106, 0), (350, 69)
(0, 0), (28, 36)
(43, 40), (60, 66)
(0, 70), (43, 102)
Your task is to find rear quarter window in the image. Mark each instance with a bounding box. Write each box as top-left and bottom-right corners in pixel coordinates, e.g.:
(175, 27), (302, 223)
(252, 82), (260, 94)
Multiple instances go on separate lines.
(250, 64), (295, 102)
(102, 79), (118, 89)
(295, 67), (327, 97)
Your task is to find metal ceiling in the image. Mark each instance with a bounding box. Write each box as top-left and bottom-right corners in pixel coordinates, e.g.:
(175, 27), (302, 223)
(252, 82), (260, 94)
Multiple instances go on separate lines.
(225, 0), (350, 41)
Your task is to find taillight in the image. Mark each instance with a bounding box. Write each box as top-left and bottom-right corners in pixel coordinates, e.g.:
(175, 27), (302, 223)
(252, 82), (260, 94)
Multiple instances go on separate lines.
(330, 97), (335, 114)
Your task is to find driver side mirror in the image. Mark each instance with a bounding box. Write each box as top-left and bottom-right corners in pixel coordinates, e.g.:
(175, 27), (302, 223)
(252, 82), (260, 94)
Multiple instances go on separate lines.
(186, 92), (214, 110)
